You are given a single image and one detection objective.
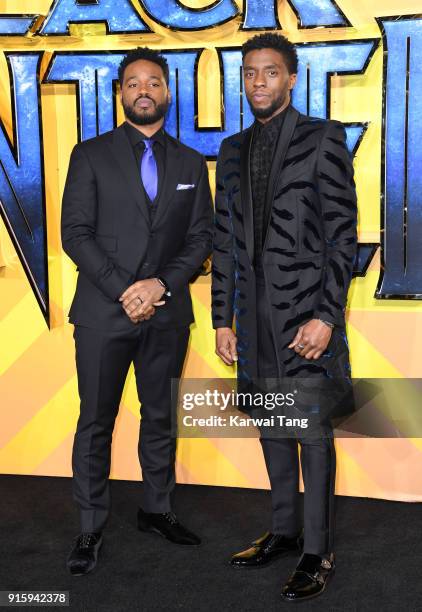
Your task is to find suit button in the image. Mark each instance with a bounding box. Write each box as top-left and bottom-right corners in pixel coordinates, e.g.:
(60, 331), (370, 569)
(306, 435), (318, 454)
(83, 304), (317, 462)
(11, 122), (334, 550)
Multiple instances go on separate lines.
(142, 262), (150, 269)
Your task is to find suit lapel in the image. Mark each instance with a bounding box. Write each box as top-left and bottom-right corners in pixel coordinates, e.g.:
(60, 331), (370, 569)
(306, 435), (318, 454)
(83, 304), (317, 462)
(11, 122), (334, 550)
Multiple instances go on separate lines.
(240, 126), (255, 265)
(108, 125), (150, 223)
(263, 105), (299, 248)
(152, 134), (182, 228)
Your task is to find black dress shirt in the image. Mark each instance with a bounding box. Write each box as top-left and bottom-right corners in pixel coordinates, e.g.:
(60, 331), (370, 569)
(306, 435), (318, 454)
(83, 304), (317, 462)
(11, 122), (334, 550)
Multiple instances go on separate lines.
(250, 106), (288, 277)
(124, 121), (167, 222)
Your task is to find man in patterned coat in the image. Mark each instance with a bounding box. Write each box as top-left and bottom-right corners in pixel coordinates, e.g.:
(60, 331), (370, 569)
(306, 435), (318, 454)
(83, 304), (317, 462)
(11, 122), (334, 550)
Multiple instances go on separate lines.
(212, 33), (357, 601)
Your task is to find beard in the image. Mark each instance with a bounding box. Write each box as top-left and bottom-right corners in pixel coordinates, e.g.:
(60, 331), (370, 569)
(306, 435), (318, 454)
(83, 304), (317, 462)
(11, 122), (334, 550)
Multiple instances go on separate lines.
(247, 90), (289, 120)
(123, 95), (170, 126)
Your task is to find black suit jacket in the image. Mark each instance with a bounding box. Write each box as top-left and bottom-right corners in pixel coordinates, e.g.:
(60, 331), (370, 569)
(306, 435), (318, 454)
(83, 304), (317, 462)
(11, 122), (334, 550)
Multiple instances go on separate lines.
(61, 123), (213, 331)
(211, 106), (358, 381)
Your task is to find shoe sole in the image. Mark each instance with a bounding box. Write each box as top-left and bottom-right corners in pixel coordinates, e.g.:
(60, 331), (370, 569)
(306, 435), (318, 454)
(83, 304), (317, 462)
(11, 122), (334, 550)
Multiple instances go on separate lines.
(67, 538), (103, 577)
(230, 548), (300, 569)
(138, 524), (201, 546)
(281, 567), (335, 602)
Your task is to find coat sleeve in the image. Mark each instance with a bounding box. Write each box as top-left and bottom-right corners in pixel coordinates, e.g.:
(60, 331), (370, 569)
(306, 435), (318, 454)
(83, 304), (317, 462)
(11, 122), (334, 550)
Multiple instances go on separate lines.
(313, 121), (358, 327)
(211, 139), (236, 329)
(61, 144), (131, 302)
(157, 155), (213, 293)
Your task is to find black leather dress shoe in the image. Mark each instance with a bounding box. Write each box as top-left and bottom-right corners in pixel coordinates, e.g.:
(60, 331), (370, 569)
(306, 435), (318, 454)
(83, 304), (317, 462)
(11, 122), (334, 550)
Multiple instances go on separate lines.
(137, 509), (201, 545)
(67, 532), (103, 576)
(230, 531), (303, 568)
(281, 553), (335, 601)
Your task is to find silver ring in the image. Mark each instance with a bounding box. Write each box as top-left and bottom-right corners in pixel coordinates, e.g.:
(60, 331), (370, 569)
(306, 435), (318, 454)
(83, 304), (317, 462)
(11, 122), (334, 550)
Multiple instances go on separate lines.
(137, 296), (143, 304)
(297, 343), (305, 349)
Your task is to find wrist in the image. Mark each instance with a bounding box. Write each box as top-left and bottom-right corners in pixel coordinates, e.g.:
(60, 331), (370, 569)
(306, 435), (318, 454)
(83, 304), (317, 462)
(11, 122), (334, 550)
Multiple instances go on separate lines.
(318, 318), (334, 330)
(156, 276), (171, 297)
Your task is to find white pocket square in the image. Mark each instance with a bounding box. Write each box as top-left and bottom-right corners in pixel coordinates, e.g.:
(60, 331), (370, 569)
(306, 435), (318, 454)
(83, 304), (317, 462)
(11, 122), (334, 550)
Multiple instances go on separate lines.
(176, 183), (195, 190)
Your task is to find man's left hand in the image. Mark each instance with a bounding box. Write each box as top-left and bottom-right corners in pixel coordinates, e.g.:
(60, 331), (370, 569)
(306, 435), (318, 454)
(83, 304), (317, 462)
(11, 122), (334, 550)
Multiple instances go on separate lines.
(288, 319), (333, 360)
(119, 279), (165, 319)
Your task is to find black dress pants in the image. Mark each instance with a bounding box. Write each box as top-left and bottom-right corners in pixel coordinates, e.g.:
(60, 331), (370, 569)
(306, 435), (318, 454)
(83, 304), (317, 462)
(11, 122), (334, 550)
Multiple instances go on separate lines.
(255, 277), (336, 556)
(72, 321), (189, 533)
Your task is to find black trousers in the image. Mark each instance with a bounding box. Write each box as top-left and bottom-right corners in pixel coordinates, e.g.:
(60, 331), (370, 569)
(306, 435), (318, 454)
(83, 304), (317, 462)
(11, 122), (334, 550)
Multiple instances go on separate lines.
(256, 278), (336, 556)
(72, 321), (190, 533)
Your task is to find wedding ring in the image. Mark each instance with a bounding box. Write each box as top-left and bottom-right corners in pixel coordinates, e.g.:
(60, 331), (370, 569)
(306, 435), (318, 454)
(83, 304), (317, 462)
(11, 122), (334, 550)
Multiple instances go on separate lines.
(297, 343), (305, 349)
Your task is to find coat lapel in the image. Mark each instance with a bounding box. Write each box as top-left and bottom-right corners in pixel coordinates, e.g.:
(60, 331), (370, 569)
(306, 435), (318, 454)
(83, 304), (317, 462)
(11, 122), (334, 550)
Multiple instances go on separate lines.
(108, 124), (150, 223)
(152, 133), (182, 228)
(240, 126), (255, 265)
(263, 106), (300, 248)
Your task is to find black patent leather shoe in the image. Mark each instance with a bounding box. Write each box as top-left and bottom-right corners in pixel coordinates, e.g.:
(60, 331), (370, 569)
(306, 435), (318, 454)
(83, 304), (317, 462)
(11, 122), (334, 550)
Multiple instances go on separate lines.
(230, 531), (303, 568)
(137, 508), (201, 545)
(67, 532), (103, 576)
(281, 553), (335, 601)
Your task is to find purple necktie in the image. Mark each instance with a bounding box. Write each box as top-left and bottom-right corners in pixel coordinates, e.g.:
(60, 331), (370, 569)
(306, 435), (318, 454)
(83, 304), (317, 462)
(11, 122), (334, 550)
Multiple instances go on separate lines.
(140, 139), (158, 202)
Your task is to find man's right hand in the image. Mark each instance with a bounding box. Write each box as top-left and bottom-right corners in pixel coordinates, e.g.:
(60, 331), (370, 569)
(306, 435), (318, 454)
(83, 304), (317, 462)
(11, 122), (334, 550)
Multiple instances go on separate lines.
(128, 304), (156, 324)
(215, 327), (238, 365)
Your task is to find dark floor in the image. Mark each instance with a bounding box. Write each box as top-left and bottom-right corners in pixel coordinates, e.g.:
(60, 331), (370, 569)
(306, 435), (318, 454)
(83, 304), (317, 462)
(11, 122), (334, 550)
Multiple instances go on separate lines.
(0, 475), (421, 611)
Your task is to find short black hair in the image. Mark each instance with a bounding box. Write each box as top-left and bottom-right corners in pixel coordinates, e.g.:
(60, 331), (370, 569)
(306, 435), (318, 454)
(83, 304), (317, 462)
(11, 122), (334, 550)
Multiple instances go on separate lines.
(118, 47), (170, 86)
(241, 33), (298, 75)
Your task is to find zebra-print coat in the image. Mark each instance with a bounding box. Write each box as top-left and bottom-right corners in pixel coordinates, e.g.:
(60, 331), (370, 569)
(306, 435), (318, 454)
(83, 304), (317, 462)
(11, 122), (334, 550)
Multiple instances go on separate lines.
(211, 105), (357, 384)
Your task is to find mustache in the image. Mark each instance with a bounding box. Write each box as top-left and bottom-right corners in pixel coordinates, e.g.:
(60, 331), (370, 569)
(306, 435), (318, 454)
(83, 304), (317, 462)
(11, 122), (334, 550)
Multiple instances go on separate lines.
(134, 95), (155, 105)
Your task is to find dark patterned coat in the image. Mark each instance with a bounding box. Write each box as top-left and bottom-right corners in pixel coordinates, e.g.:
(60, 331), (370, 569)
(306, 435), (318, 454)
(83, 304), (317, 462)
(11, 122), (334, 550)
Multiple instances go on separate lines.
(211, 105), (357, 384)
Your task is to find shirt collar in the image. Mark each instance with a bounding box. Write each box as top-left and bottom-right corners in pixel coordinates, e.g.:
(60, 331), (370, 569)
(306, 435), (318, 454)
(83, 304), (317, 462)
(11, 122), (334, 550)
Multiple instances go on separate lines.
(124, 121), (166, 148)
(254, 103), (289, 134)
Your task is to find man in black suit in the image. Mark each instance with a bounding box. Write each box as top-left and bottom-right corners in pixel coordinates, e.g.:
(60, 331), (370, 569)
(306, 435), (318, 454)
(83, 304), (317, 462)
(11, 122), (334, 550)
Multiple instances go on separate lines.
(62, 47), (213, 576)
(212, 34), (357, 601)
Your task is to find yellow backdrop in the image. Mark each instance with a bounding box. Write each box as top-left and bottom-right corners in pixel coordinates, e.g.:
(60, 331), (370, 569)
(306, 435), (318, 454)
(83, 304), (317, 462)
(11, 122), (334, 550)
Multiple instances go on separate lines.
(1, 0), (422, 502)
